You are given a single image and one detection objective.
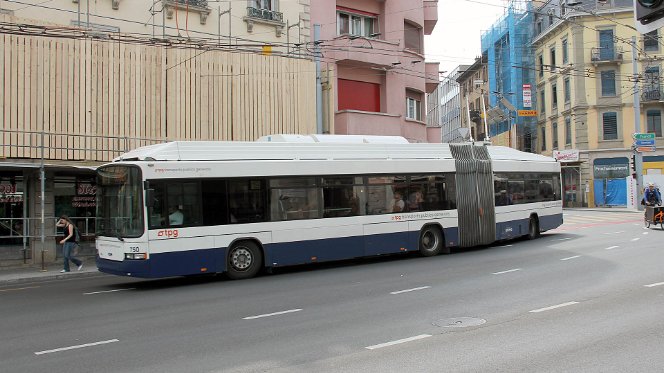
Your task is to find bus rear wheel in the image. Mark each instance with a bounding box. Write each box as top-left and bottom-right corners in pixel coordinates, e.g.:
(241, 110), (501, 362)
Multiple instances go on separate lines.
(419, 226), (446, 256)
(528, 217), (540, 240)
(226, 241), (262, 280)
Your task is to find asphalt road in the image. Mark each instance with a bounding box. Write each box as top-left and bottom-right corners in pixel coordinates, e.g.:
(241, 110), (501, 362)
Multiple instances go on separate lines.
(2, 210), (662, 373)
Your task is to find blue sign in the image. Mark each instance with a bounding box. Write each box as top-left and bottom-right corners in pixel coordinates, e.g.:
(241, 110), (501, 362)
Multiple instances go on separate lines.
(635, 139), (656, 146)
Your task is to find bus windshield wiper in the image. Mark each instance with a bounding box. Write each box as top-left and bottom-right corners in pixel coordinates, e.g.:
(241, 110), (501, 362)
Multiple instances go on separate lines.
(116, 228), (124, 241)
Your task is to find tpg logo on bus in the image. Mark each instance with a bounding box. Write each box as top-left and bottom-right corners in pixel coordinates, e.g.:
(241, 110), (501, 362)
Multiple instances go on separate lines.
(157, 229), (179, 238)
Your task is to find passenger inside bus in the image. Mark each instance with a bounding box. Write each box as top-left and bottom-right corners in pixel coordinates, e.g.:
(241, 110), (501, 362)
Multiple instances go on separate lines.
(168, 205), (184, 225)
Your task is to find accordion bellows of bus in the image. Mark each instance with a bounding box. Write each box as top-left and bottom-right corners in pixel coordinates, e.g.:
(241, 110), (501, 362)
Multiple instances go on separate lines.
(95, 135), (562, 280)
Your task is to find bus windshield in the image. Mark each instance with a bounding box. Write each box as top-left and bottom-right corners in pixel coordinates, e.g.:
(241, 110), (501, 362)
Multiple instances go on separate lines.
(96, 165), (144, 238)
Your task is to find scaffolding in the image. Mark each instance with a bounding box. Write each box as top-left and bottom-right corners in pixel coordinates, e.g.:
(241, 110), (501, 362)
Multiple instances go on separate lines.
(481, 0), (536, 151)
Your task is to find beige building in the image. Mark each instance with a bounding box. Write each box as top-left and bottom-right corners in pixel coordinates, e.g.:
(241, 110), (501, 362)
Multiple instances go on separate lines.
(456, 56), (489, 142)
(0, 2), (317, 266)
(533, 0), (664, 208)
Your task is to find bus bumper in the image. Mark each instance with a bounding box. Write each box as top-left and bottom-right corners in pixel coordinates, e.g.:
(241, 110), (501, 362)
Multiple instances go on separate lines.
(96, 257), (152, 278)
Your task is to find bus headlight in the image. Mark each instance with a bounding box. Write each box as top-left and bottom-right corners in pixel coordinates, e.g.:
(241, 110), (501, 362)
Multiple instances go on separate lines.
(125, 253), (148, 260)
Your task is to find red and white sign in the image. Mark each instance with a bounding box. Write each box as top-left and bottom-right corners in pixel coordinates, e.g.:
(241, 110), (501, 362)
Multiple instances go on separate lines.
(553, 149), (579, 163)
(522, 84), (532, 108)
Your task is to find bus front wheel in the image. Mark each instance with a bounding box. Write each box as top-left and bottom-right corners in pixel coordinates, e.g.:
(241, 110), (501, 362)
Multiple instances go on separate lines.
(528, 217), (540, 240)
(226, 241), (262, 280)
(419, 226), (446, 256)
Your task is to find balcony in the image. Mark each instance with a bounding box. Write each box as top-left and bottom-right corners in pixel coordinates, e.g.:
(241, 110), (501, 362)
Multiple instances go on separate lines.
(423, 0), (439, 35)
(642, 88), (662, 102)
(425, 62), (440, 93)
(244, 7), (285, 36)
(163, 0), (211, 25)
(590, 46), (624, 65)
(327, 36), (401, 67)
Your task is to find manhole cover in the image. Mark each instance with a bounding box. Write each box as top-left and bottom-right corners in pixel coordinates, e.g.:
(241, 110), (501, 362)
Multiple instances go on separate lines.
(434, 317), (486, 328)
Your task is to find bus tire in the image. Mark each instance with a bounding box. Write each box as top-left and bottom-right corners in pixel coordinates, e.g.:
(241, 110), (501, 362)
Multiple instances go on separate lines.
(419, 226), (446, 257)
(527, 216), (540, 240)
(226, 241), (262, 280)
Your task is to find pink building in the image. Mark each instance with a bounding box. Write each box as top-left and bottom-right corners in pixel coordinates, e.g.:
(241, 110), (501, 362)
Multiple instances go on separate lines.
(311, 0), (440, 143)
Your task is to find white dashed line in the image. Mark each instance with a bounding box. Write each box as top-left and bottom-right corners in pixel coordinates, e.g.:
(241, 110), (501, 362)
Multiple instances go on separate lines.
(365, 334), (432, 350)
(605, 246), (619, 250)
(499, 244), (513, 247)
(84, 288), (135, 295)
(631, 238), (640, 242)
(603, 231), (625, 235)
(243, 309), (302, 320)
(390, 286), (431, 295)
(560, 255), (580, 261)
(644, 282), (664, 288)
(492, 268), (521, 275)
(557, 238), (572, 241)
(643, 232), (649, 235)
(529, 301), (579, 313)
(35, 339), (119, 355)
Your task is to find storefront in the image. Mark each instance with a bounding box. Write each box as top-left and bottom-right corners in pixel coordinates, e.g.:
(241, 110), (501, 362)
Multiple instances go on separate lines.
(0, 172), (27, 262)
(592, 157), (630, 207)
(553, 150), (583, 207)
(53, 174), (97, 258)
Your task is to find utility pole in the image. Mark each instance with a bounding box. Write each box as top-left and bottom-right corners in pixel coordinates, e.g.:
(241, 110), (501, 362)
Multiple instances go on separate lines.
(314, 24), (323, 134)
(218, 4), (231, 46)
(632, 35), (645, 211)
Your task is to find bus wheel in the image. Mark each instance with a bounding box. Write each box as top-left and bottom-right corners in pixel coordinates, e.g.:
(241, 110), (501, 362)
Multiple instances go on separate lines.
(419, 226), (445, 256)
(227, 241), (262, 280)
(528, 217), (540, 240)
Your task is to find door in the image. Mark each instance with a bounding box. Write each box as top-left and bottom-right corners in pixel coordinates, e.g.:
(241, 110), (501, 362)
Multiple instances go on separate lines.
(599, 29), (615, 60)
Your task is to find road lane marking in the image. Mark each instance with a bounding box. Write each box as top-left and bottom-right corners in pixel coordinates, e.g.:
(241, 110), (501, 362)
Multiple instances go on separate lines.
(0, 286), (40, 293)
(643, 232), (649, 235)
(243, 309), (302, 320)
(603, 231), (625, 235)
(499, 244), (513, 247)
(631, 238), (640, 242)
(557, 238), (572, 241)
(390, 286), (431, 295)
(529, 301), (579, 313)
(560, 255), (580, 261)
(35, 339), (119, 355)
(84, 288), (135, 295)
(605, 246), (619, 250)
(365, 334), (432, 350)
(644, 282), (664, 288)
(492, 268), (521, 275)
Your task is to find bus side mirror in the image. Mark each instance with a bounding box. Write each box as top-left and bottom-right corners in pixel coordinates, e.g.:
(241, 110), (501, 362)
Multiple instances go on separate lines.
(145, 189), (156, 208)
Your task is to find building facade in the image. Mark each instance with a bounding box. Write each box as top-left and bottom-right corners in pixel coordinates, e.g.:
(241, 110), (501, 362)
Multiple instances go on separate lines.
(532, 0), (664, 208)
(437, 65), (470, 143)
(309, 0), (441, 143)
(0, 2), (317, 267)
(481, 0), (536, 152)
(457, 56), (489, 142)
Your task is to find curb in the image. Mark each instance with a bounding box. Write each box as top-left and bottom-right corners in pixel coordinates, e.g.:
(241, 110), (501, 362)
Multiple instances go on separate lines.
(0, 269), (108, 285)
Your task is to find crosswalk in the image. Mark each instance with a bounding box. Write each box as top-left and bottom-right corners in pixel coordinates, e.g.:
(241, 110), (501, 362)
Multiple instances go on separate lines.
(561, 212), (643, 227)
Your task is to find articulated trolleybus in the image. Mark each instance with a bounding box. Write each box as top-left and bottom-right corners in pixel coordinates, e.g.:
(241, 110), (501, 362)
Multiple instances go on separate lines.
(96, 135), (562, 279)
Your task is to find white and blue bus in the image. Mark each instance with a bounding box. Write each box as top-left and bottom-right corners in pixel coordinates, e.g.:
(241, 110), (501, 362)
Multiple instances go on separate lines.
(95, 135), (562, 279)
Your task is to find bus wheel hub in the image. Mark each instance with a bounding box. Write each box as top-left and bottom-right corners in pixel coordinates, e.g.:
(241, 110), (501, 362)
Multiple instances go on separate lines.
(232, 248), (252, 270)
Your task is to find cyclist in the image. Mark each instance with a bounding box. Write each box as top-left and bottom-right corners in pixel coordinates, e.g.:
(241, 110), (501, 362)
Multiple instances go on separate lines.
(643, 182), (662, 207)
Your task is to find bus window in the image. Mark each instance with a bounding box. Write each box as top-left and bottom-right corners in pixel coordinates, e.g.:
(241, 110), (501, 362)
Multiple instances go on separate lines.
(228, 179), (266, 224)
(270, 177), (320, 221)
(322, 176), (364, 217)
(201, 179), (229, 226)
(164, 181), (202, 227)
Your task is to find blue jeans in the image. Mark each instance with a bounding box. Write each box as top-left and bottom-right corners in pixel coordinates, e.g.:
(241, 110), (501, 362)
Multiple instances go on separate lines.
(63, 241), (82, 272)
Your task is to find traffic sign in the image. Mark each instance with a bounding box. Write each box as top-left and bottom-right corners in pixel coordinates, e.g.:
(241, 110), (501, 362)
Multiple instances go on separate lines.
(633, 133), (655, 140)
(518, 110), (537, 117)
(635, 139), (656, 146)
(636, 146), (656, 153)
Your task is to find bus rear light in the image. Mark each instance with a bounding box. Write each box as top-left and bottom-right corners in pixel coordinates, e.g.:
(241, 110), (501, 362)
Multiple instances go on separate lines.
(200, 267), (208, 272)
(125, 253), (148, 260)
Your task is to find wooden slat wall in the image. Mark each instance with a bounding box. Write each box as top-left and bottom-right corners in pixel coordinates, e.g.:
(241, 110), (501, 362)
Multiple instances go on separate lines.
(0, 26), (317, 162)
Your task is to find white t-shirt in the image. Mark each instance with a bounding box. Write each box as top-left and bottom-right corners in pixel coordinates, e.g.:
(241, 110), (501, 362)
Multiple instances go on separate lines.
(169, 210), (184, 225)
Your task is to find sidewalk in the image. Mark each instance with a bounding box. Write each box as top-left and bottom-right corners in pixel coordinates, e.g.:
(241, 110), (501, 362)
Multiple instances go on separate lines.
(0, 258), (106, 285)
(564, 206), (641, 213)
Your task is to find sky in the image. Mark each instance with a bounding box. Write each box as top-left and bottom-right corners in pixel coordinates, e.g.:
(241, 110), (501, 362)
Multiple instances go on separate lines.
(424, 0), (510, 75)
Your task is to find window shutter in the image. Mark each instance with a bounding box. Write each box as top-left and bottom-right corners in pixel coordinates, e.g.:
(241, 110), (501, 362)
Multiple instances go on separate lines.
(602, 112), (618, 140)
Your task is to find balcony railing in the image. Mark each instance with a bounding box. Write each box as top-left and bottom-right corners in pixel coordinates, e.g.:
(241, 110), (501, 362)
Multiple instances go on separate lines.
(172, 0), (208, 7)
(590, 46), (624, 63)
(246, 7), (283, 23)
(642, 88), (662, 102)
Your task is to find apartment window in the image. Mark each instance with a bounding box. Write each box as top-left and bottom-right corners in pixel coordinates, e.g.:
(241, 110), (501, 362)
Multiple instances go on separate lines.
(540, 90), (546, 115)
(404, 21), (422, 54)
(538, 55), (544, 78)
(562, 38), (569, 64)
(564, 77), (571, 103)
(644, 30), (659, 52)
(337, 10), (376, 37)
(537, 21), (542, 35)
(541, 126), (547, 151)
(553, 122), (559, 149)
(602, 112), (618, 141)
(601, 70), (616, 96)
(406, 90), (422, 121)
(565, 116), (572, 145)
(647, 110), (662, 137)
(645, 66), (660, 94)
(552, 83), (558, 108)
(249, 0), (278, 10)
(550, 47), (556, 72)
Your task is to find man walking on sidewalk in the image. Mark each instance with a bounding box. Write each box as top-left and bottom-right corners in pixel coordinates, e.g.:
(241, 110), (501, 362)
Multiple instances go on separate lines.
(56, 216), (83, 273)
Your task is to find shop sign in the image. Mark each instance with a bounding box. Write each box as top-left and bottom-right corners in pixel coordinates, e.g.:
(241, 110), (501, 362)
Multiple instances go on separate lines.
(553, 150), (579, 163)
(523, 84), (532, 108)
(593, 157), (629, 179)
(73, 183), (96, 208)
(0, 184), (17, 194)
